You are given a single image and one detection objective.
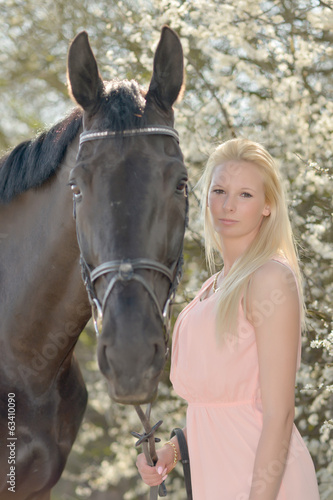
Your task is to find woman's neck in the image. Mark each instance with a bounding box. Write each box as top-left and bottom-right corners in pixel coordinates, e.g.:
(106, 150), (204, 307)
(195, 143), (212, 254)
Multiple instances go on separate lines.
(220, 235), (256, 275)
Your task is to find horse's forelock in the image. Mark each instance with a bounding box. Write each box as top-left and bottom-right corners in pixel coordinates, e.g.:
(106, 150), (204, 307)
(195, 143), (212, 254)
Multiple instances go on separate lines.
(100, 79), (146, 131)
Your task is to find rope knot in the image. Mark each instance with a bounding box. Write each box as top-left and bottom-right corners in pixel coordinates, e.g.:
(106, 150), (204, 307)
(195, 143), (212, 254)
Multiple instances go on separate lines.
(131, 419), (163, 447)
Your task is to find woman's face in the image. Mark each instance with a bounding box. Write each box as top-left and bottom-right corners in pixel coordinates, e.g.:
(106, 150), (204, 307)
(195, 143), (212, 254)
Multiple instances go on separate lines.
(207, 160), (270, 244)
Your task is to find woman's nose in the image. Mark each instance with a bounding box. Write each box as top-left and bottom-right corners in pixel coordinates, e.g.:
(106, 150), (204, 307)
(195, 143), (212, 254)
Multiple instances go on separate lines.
(223, 195), (236, 212)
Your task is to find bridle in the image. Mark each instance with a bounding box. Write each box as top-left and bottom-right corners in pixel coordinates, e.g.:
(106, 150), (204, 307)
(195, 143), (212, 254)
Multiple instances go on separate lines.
(80, 254), (183, 351)
(74, 125), (187, 352)
(73, 124), (189, 499)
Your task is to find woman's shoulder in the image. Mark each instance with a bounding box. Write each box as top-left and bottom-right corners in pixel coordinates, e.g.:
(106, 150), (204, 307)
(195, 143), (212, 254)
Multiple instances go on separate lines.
(250, 257), (298, 301)
(254, 255), (294, 277)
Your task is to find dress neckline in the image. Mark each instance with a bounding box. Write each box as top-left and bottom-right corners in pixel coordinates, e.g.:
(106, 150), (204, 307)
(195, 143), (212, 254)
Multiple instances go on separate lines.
(199, 273), (222, 302)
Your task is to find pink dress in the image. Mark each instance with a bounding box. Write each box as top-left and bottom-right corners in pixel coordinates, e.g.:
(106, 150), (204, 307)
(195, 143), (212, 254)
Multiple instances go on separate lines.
(170, 259), (320, 499)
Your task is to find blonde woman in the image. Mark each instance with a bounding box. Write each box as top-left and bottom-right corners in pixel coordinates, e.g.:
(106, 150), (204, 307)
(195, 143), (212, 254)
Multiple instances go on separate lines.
(136, 138), (320, 499)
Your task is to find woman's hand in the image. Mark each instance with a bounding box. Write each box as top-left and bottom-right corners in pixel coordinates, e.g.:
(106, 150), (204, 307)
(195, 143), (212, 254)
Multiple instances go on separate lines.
(136, 443), (176, 487)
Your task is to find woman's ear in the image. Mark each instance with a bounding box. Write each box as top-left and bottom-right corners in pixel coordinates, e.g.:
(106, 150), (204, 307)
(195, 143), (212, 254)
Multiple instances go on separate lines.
(263, 204), (271, 216)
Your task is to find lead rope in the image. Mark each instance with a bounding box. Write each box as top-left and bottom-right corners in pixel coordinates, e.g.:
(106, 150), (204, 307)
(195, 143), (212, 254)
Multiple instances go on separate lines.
(131, 404), (167, 499)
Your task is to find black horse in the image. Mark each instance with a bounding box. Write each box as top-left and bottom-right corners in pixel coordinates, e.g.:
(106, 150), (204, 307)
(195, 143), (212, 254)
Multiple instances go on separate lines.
(0, 26), (186, 499)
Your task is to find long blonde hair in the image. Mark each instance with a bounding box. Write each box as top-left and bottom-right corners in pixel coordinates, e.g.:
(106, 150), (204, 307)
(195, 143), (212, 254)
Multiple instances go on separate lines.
(200, 138), (305, 339)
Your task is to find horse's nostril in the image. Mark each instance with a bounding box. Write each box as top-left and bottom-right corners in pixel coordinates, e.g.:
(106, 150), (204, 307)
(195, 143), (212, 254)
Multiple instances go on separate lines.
(97, 344), (113, 379)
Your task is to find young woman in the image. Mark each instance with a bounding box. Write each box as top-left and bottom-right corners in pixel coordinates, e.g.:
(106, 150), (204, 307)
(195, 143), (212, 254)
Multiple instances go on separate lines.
(136, 138), (320, 499)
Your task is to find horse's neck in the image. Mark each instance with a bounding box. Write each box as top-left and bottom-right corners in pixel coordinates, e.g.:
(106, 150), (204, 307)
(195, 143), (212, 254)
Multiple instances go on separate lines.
(0, 140), (91, 393)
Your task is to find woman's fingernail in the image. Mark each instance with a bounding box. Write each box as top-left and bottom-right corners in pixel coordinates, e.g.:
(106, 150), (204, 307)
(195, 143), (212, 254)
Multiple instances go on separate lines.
(157, 466), (163, 475)
(162, 474), (168, 481)
(162, 467), (167, 475)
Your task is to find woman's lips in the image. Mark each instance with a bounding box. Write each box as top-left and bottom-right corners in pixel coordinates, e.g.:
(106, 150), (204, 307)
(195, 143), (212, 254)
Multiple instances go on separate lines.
(220, 218), (238, 225)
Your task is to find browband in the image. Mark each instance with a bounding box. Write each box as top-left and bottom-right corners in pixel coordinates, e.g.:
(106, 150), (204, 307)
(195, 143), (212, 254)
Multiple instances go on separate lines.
(79, 126), (179, 146)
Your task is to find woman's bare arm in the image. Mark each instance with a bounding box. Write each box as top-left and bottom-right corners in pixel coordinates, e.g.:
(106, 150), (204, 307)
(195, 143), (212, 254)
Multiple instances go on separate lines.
(248, 261), (300, 500)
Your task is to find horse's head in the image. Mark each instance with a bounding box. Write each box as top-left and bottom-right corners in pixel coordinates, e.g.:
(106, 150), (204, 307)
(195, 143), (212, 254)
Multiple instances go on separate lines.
(67, 27), (187, 404)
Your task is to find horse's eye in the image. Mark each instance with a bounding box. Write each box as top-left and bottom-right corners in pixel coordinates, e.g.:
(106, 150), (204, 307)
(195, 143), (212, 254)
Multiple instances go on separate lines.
(176, 179), (188, 195)
(70, 182), (82, 200)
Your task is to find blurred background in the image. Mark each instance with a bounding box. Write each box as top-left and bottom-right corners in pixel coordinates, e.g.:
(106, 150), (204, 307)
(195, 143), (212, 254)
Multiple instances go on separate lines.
(1, 0), (332, 498)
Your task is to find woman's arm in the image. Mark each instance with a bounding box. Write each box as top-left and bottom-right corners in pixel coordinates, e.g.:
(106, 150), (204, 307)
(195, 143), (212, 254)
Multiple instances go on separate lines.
(136, 427), (187, 486)
(248, 261), (300, 500)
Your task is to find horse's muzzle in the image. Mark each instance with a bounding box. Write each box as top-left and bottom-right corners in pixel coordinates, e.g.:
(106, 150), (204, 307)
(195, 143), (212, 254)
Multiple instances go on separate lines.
(96, 309), (167, 404)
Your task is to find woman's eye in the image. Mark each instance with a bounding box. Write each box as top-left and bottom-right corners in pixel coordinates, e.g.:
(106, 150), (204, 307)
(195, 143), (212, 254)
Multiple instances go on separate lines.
(241, 192), (252, 198)
(176, 179), (188, 194)
(213, 189), (225, 194)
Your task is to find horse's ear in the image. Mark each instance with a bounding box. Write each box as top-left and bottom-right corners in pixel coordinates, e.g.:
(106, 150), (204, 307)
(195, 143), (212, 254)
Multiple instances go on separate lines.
(67, 31), (104, 114)
(146, 26), (184, 110)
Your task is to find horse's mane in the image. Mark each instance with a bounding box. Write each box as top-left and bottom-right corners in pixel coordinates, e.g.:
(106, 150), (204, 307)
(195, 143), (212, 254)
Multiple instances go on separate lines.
(0, 79), (145, 204)
(0, 108), (83, 204)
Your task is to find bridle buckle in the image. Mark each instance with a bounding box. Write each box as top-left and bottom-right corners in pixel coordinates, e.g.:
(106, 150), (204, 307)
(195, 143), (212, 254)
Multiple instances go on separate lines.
(118, 262), (134, 281)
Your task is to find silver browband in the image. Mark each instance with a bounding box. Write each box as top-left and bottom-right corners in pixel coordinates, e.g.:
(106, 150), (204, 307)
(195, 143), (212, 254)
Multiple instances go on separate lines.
(79, 126), (179, 146)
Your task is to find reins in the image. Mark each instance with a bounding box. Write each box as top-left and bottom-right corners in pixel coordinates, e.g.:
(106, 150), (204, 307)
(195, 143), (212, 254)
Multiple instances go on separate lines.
(73, 125), (190, 499)
(131, 404), (167, 498)
(131, 408), (192, 499)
